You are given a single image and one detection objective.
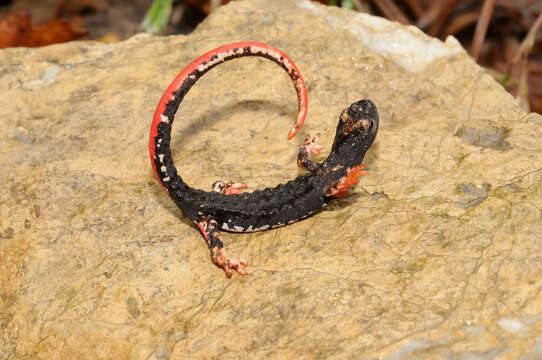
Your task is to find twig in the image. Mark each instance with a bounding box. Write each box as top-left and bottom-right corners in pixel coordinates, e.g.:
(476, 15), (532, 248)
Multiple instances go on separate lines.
(353, 0), (368, 12)
(517, 57), (529, 111)
(471, 0), (496, 61)
(513, 12), (542, 112)
(403, 0), (425, 19)
(513, 12), (542, 64)
(428, 0), (462, 36)
(443, 11), (480, 35)
(370, 0), (410, 25)
(416, 0), (460, 36)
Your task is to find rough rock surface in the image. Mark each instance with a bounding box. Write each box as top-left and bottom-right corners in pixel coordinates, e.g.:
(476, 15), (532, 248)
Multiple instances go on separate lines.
(2, 0), (542, 358)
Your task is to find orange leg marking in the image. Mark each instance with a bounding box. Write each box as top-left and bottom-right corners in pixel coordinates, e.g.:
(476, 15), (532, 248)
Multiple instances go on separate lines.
(325, 164), (368, 197)
(223, 182), (247, 195)
(212, 181), (248, 195)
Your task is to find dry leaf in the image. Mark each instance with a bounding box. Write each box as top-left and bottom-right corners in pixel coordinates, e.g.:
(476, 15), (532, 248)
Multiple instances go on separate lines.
(0, 12), (87, 49)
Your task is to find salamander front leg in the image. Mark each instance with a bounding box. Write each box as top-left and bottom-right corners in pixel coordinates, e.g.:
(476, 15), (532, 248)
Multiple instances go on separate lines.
(195, 215), (248, 278)
(324, 165), (368, 197)
(212, 180), (247, 195)
(297, 133), (325, 172)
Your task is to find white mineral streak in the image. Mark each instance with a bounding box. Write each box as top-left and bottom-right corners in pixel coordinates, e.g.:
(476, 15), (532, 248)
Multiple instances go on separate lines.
(22, 65), (62, 90)
(497, 317), (528, 334)
(297, 0), (463, 72)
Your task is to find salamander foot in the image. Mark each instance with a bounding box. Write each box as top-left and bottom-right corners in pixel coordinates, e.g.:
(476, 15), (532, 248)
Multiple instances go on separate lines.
(211, 247), (248, 278)
(297, 133), (325, 171)
(212, 180), (248, 195)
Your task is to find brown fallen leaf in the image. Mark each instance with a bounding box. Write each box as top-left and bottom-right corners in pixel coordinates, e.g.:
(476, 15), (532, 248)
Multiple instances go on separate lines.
(0, 12), (88, 49)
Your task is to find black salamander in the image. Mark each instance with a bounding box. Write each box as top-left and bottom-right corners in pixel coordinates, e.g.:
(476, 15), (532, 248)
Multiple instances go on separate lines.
(149, 42), (379, 277)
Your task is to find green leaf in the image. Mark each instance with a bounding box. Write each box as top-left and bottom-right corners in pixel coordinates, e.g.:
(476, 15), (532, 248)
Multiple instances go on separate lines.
(140, 0), (173, 35)
(500, 71), (510, 87)
(341, 0), (355, 9)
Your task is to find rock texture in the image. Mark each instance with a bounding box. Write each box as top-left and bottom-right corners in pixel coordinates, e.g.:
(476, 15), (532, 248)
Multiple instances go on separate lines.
(2, 0), (542, 358)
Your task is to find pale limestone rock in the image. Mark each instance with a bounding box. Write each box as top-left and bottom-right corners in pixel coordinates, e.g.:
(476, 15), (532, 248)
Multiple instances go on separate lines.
(1, 0), (542, 358)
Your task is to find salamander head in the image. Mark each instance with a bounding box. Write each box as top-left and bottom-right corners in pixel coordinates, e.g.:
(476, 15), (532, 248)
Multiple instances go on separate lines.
(341, 99), (378, 137)
(331, 99), (379, 155)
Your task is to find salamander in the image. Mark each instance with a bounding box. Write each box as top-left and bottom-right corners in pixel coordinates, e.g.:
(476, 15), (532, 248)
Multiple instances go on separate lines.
(149, 42), (379, 277)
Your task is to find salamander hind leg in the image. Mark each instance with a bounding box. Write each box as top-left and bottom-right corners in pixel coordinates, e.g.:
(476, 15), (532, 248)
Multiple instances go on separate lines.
(195, 215), (248, 278)
(324, 165), (368, 197)
(297, 133), (325, 172)
(212, 180), (248, 195)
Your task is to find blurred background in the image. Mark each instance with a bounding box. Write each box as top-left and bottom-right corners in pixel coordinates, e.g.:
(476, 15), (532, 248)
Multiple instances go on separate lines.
(0, 0), (540, 113)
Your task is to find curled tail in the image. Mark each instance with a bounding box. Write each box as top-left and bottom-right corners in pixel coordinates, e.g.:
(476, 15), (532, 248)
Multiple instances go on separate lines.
(149, 42), (308, 195)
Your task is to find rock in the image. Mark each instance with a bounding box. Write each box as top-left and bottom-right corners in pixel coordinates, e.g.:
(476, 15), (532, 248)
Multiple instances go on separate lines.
(1, 0), (541, 358)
